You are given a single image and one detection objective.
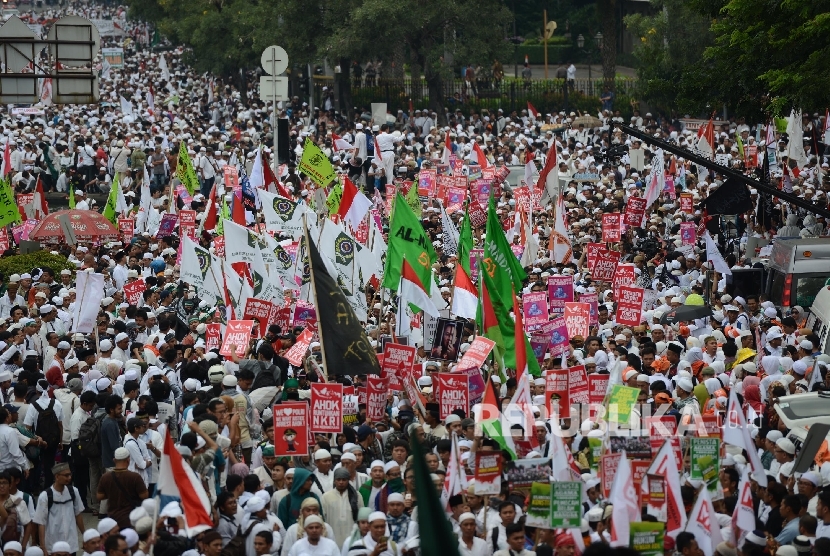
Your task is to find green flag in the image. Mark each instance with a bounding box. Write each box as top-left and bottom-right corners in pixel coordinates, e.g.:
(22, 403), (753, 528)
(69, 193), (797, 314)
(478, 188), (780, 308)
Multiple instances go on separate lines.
(382, 191), (436, 292)
(410, 435), (462, 556)
(299, 138), (336, 188)
(326, 180), (343, 216)
(102, 174), (120, 224)
(216, 194), (230, 236)
(458, 209), (473, 275)
(735, 132), (745, 159)
(68, 183), (76, 209)
(405, 181), (421, 218)
(0, 179), (21, 227)
(482, 195), (541, 375)
(177, 146), (200, 195)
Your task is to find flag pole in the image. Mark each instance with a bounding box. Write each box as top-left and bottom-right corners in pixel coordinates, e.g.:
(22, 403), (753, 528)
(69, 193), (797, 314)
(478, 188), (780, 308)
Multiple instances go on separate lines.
(301, 213), (329, 381)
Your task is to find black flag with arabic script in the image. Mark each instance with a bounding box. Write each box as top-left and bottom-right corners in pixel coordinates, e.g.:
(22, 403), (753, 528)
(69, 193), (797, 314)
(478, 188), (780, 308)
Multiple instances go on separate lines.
(308, 235), (380, 376)
(698, 177), (753, 216)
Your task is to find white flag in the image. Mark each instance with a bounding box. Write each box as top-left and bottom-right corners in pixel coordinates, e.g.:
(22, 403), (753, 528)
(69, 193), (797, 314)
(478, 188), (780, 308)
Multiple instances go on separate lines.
(259, 189), (317, 239)
(686, 487), (723, 556)
(119, 95), (133, 116)
(441, 433), (469, 509)
(643, 439), (687, 536)
(440, 202), (459, 256)
(72, 272), (105, 333)
(724, 389), (767, 487)
(249, 148), (264, 189)
(704, 231), (732, 276)
(159, 54), (170, 81)
(609, 451), (640, 547)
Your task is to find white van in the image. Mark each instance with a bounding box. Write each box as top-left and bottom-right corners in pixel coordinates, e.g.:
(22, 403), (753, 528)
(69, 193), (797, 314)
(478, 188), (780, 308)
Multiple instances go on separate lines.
(765, 238), (830, 310)
(806, 285), (830, 355)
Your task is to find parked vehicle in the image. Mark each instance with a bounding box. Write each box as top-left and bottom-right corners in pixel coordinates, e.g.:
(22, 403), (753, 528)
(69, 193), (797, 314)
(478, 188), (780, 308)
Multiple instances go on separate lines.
(765, 238), (830, 310)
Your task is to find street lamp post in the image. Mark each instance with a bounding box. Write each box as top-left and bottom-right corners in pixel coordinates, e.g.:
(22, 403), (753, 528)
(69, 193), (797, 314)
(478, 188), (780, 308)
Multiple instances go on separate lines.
(576, 32), (602, 95)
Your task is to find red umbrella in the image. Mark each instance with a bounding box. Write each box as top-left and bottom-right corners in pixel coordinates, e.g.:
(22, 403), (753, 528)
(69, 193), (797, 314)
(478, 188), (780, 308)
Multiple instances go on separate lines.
(29, 209), (120, 244)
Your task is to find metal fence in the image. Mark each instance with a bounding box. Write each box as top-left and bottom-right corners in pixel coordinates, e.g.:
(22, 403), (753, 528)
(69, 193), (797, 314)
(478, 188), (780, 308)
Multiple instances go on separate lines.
(316, 76), (638, 116)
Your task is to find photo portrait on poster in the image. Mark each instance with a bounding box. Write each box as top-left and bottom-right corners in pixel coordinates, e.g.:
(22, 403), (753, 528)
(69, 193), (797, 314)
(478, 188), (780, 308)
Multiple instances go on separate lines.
(430, 318), (463, 361)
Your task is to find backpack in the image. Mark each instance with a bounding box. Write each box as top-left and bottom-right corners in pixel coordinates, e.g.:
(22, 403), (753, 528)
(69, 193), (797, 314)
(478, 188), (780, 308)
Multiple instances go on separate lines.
(45, 486), (76, 511)
(220, 521), (257, 556)
(77, 413), (106, 458)
(34, 399), (60, 449)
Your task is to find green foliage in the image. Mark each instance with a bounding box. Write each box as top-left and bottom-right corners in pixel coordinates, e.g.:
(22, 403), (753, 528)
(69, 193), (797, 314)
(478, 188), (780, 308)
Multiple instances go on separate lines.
(514, 45), (574, 65)
(624, 0), (715, 115)
(0, 251), (75, 280)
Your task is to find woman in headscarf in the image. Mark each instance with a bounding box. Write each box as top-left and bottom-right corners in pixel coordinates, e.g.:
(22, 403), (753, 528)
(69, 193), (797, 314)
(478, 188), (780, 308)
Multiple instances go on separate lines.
(693, 381), (710, 409)
(742, 378), (765, 416)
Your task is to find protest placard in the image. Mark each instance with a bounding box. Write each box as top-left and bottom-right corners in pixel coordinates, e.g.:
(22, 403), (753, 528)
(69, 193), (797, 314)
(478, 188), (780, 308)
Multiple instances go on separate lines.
(550, 482), (583, 528)
(205, 323), (222, 352)
(292, 300), (316, 328)
(569, 365), (589, 405)
(607, 384), (642, 424)
(525, 482), (552, 528)
(580, 292), (599, 325)
(680, 221), (696, 245)
(691, 437), (720, 491)
(123, 279), (146, 306)
(285, 327), (313, 366)
(366, 376), (388, 421)
(612, 264), (636, 295)
(547, 275), (573, 315)
(433, 373), (469, 419)
(118, 217), (134, 240)
(679, 193), (694, 212)
(591, 249), (620, 281)
(179, 209), (197, 239)
(457, 336), (496, 371)
(624, 197), (647, 226)
(616, 285), (645, 327)
(564, 302), (589, 339)
(273, 403), (309, 457)
(310, 383), (343, 433)
(630, 522), (665, 556)
(243, 298), (273, 335)
(545, 369), (570, 417)
(522, 292), (549, 330)
(474, 452), (502, 495)
(602, 213), (622, 242)
(585, 243), (604, 273)
(220, 320), (254, 357)
(381, 343), (415, 390)
(588, 374), (610, 405)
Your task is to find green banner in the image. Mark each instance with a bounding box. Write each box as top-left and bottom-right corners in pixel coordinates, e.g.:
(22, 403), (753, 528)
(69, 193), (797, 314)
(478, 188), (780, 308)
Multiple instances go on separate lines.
(550, 481), (582, 528)
(691, 437), (720, 491)
(525, 482), (552, 528)
(607, 384), (641, 424)
(630, 522), (664, 556)
(177, 146), (200, 195)
(0, 179), (22, 227)
(299, 138), (336, 187)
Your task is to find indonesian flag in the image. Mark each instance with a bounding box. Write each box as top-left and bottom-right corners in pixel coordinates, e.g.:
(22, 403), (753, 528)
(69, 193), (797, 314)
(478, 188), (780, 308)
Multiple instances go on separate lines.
(157, 429), (213, 536)
(147, 84), (155, 116)
(527, 101), (539, 119)
(472, 141), (490, 168)
(724, 389), (767, 487)
(33, 176), (49, 219)
(249, 148), (264, 189)
(263, 157), (290, 197)
(609, 451), (640, 547)
(232, 190), (246, 226)
(399, 259), (439, 316)
(550, 195), (573, 264)
(697, 118), (715, 160)
(686, 487), (723, 556)
(374, 136), (382, 161)
(507, 292), (539, 449)
(332, 132), (353, 152)
(523, 151), (536, 186)
(440, 433), (469, 510)
(202, 182), (218, 232)
(1, 141), (11, 177)
(441, 129), (452, 165)
(337, 177), (372, 231)
(537, 146), (558, 205)
(451, 265), (477, 319)
(642, 439), (687, 537)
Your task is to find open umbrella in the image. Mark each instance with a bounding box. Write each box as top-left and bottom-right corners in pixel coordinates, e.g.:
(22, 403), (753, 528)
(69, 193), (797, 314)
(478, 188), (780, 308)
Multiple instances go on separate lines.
(660, 304), (713, 325)
(29, 209), (120, 244)
(572, 115), (603, 128)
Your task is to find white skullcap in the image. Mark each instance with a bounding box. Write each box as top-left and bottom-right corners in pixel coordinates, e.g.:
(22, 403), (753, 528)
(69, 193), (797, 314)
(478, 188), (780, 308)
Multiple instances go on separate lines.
(370, 460), (385, 470)
(304, 515), (324, 528)
(314, 449), (331, 460)
(384, 461), (400, 473)
(368, 511), (387, 523)
(388, 493), (405, 503)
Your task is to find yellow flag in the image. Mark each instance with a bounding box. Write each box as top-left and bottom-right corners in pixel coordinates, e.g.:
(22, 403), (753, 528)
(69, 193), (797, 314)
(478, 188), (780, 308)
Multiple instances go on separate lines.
(299, 139), (336, 187)
(0, 179), (21, 227)
(177, 147), (200, 195)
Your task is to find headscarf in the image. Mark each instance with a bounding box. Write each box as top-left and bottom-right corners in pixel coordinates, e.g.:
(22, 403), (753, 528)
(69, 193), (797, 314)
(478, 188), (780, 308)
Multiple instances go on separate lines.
(230, 463), (250, 477)
(761, 356), (780, 376)
(704, 378), (721, 396)
(282, 378), (300, 401)
(693, 383), (710, 408)
(296, 497), (322, 539)
(276, 467), (322, 528)
(743, 384), (764, 414)
(345, 507), (373, 551)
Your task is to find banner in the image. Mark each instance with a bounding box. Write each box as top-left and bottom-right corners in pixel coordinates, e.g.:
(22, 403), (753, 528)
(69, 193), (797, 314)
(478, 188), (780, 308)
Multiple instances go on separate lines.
(547, 275), (573, 315)
(381, 343), (416, 390)
(607, 384), (641, 424)
(433, 373), (469, 419)
(118, 217), (134, 240)
(310, 383), (344, 433)
(366, 375), (388, 421)
(680, 222), (696, 245)
(457, 336), (496, 371)
(205, 323), (222, 352)
(219, 320), (254, 357)
(474, 452), (502, 495)
(679, 193), (694, 213)
(568, 365), (589, 405)
(179, 209), (197, 239)
(545, 369), (569, 417)
(285, 327), (313, 366)
(588, 374), (610, 405)
(591, 248), (621, 281)
(616, 285), (644, 327)
(243, 298), (273, 336)
(550, 482), (583, 528)
(0, 180), (21, 228)
(525, 482), (552, 528)
(630, 522), (665, 556)
(624, 197), (647, 226)
(299, 138), (336, 187)
(612, 264), (636, 294)
(102, 47), (124, 67)
(690, 437), (720, 492)
(123, 279), (146, 306)
(522, 291), (549, 330)
(602, 213), (622, 242)
(272, 403), (309, 457)
(580, 292), (599, 326)
(564, 302), (589, 339)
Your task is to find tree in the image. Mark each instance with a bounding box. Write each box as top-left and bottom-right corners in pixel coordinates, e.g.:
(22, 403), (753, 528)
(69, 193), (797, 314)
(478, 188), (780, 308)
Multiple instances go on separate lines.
(596, 0), (617, 90)
(624, 0), (715, 114)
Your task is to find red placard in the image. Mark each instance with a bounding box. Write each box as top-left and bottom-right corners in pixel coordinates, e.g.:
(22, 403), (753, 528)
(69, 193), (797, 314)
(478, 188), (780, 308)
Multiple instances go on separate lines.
(205, 323), (222, 352)
(381, 343), (415, 390)
(564, 302), (590, 339)
(616, 285), (644, 327)
(588, 374), (610, 405)
(601, 452), (622, 498)
(585, 243), (604, 273)
(592, 249), (621, 282)
(366, 375), (389, 421)
(545, 369), (569, 417)
(602, 213), (622, 243)
(123, 279), (146, 306)
(16, 193), (33, 220)
(624, 197), (647, 227)
(285, 327), (313, 366)
(568, 364), (589, 405)
(220, 320), (254, 357)
(293, 301), (317, 329)
(118, 217), (134, 240)
(224, 166), (239, 190)
(214, 235), (225, 258)
(273, 403), (309, 457)
(679, 193), (694, 213)
(468, 199), (487, 228)
(632, 460), (651, 496)
(272, 306), (292, 331)
(0, 228), (8, 253)
(433, 372), (469, 419)
(418, 169), (436, 197)
(745, 145), (758, 168)
(612, 264), (636, 295)
(179, 209), (197, 239)
(310, 383), (344, 433)
(522, 291), (549, 330)
(457, 336), (496, 372)
(699, 414), (721, 438)
(243, 298), (273, 336)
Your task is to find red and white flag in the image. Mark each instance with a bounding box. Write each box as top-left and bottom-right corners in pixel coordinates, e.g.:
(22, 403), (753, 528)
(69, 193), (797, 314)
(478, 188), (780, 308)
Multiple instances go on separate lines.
(643, 439), (687, 537)
(441, 129), (452, 165)
(332, 132), (353, 152)
(147, 84), (155, 116)
(472, 141), (490, 168)
(523, 151), (536, 186)
(508, 292), (539, 448)
(337, 177), (372, 231)
(537, 145), (558, 205)
(157, 430), (213, 536)
(33, 176), (49, 219)
(731, 469), (755, 547)
(527, 101), (539, 119)
(1, 141), (11, 177)
(441, 433), (469, 509)
(609, 451), (640, 547)
(724, 389), (767, 487)
(399, 259), (438, 316)
(686, 487), (723, 556)
(451, 265), (478, 319)
(697, 118), (715, 160)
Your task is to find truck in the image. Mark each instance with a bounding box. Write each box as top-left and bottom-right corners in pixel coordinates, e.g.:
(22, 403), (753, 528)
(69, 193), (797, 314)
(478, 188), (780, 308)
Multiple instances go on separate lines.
(765, 238), (830, 311)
